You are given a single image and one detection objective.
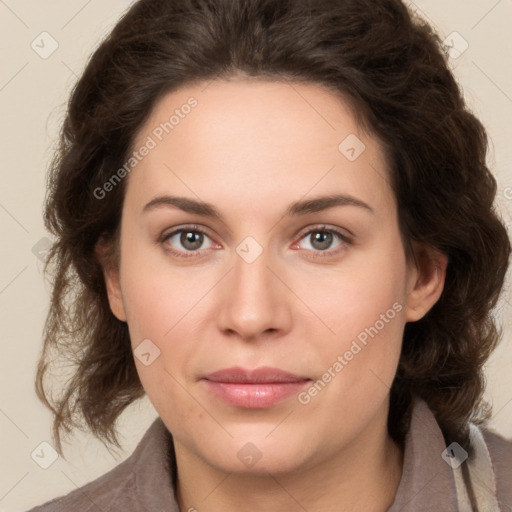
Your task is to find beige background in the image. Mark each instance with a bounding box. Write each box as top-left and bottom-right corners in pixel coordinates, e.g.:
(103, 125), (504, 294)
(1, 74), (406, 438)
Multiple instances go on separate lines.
(0, 1), (511, 510)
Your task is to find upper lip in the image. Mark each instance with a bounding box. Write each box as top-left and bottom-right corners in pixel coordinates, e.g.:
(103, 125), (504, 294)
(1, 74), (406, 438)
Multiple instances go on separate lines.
(203, 366), (311, 384)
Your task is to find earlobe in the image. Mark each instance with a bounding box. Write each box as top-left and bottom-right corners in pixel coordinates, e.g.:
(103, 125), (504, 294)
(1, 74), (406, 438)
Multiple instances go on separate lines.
(94, 237), (127, 322)
(405, 244), (448, 323)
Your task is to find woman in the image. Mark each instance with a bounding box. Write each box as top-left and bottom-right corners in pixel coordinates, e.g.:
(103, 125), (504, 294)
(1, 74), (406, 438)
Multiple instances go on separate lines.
(29, 0), (512, 510)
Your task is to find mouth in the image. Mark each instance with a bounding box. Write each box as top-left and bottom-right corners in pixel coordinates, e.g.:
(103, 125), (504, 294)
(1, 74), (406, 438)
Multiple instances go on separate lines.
(201, 366), (312, 408)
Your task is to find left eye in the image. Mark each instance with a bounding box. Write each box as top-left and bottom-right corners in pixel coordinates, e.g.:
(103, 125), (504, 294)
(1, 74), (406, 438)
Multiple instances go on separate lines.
(294, 227), (351, 255)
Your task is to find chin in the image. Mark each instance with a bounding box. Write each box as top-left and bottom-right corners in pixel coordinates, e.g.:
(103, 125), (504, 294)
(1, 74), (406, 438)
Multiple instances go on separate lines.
(196, 434), (314, 476)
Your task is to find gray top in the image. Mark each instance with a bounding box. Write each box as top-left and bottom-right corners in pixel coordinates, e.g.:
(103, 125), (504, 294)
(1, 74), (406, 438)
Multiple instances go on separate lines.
(27, 396), (512, 512)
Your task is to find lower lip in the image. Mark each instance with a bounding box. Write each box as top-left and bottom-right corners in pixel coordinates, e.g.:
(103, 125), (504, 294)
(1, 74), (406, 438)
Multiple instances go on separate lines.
(202, 380), (311, 408)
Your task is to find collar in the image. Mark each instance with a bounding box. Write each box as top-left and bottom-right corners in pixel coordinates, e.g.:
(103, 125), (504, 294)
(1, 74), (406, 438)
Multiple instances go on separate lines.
(387, 395), (459, 511)
(130, 415), (179, 511)
(130, 396), (458, 511)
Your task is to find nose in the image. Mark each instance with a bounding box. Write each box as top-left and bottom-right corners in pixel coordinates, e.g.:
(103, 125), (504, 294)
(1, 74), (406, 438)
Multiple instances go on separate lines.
(216, 244), (293, 342)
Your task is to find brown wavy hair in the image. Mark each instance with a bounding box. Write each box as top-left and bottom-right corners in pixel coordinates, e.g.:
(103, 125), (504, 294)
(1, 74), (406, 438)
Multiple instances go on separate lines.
(36, 0), (511, 457)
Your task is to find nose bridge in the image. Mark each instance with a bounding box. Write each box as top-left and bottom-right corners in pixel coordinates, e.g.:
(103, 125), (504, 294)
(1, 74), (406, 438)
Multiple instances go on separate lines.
(216, 237), (289, 338)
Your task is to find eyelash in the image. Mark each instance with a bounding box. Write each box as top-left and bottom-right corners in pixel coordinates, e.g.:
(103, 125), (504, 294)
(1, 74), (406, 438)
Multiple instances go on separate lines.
(160, 224), (352, 259)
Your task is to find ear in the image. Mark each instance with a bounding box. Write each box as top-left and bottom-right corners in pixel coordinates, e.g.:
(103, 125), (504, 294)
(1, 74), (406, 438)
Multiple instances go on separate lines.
(405, 243), (448, 322)
(94, 236), (127, 322)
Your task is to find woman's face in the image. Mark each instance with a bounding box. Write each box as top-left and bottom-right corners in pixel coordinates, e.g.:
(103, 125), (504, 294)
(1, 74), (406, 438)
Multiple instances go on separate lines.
(103, 79), (442, 475)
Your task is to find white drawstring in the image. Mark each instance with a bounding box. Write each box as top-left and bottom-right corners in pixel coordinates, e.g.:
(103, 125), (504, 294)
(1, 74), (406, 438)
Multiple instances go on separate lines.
(453, 423), (501, 511)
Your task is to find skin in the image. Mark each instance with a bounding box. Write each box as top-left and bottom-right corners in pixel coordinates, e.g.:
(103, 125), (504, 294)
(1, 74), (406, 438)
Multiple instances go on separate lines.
(98, 78), (448, 512)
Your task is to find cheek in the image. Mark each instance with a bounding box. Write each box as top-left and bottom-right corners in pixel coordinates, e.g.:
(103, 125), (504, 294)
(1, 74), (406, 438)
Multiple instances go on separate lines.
(118, 247), (209, 382)
(120, 263), (199, 415)
(315, 240), (407, 347)
(302, 236), (408, 399)
(119, 239), (193, 341)
(121, 284), (172, 347)
(336, 273), (405, 345)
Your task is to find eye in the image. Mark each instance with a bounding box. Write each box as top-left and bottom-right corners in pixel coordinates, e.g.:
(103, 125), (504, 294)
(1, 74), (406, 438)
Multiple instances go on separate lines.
(161, 225), (218, 258)
(294, 225), (352, 257)
(160, 224), (352, 259)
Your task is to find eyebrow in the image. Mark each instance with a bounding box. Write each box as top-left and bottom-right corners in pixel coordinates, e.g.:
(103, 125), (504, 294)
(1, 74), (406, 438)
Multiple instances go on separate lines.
(142, 193), (374, 219)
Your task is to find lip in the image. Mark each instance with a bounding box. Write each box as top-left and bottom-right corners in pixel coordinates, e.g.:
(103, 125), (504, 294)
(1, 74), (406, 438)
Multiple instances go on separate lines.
(201, 366), (312, 408)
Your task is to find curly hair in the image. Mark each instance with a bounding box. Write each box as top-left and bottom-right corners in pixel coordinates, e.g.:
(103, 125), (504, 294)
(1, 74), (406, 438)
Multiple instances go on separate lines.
(36, 0), (511, 457)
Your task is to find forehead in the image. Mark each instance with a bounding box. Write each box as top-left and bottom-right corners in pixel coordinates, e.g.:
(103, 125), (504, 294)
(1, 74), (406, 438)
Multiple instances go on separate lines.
(126, 79), (394, 219)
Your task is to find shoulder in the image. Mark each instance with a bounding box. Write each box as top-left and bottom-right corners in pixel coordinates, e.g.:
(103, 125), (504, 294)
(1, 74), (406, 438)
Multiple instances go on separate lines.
(25, 417), (173, 512)
(25, 451), (138, 512)
(481, 427), (512, 510)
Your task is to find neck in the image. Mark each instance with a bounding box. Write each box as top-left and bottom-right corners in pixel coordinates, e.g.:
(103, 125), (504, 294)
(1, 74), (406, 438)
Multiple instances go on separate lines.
(173, 403), (404, 512)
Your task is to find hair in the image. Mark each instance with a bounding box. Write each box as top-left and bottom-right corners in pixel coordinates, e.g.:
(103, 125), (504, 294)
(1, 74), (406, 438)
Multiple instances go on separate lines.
(36, 0), (511, 457)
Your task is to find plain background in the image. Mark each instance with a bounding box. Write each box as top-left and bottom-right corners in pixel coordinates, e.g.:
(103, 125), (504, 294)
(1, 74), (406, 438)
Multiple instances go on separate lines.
(0, 1), (511, 510)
